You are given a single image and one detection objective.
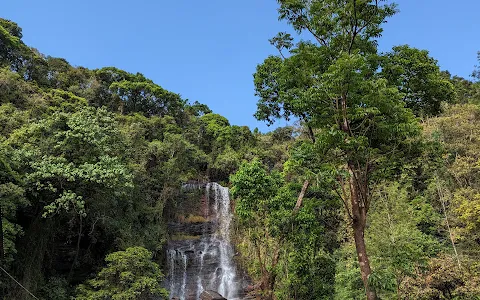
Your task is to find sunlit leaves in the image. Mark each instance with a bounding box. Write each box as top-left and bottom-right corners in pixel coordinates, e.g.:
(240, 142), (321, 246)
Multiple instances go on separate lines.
(381, 45), (455, 116)
(76, 247), (168, 300)
(231, 160), (283, 223)
(6, 107), (133, 219)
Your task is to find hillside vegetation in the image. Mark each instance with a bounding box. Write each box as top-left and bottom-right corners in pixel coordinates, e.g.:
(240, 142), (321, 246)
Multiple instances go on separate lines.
(1, 1), (480, 299)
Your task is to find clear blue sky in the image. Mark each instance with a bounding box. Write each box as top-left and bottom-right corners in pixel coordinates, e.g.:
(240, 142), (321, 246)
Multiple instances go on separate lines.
(2, 1), (479, 132)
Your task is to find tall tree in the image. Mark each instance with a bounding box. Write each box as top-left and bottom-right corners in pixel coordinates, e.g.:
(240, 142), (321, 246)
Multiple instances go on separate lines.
(0, 19), (27, 71)
(254, 1), (420, 298)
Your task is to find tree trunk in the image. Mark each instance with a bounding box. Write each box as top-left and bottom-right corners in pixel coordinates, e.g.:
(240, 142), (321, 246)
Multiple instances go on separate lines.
(254, 238), (281, 300)
(13, 213), (51, 298)
(349, 167), (376, 300)
(307, 125), (316, 143)
(353, 219), (376, 300)
(338, 93), (376, 299)
(261, 271), (277, 300)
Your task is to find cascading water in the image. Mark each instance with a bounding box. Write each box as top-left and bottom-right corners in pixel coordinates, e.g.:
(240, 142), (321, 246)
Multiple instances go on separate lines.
(166, 183), (244, 300)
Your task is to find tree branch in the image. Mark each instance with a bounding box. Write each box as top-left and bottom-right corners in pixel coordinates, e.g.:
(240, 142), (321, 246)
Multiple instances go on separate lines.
(293, 180), (310, 212)
(337, 176), (354, 220)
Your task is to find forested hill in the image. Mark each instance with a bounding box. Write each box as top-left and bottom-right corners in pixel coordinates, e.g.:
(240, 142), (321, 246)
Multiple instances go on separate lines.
(0, 17), (269, 299)
(1, 1), (480, 298)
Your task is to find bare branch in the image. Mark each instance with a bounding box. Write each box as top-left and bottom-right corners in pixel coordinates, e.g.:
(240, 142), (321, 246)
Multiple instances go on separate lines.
(293, 180), (310, 212)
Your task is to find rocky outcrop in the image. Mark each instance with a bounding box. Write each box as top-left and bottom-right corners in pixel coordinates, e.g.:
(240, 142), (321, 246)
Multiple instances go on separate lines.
(168, 221), (216, 236)
(166, 183), (249, 299)
(199, 290), (227, 300)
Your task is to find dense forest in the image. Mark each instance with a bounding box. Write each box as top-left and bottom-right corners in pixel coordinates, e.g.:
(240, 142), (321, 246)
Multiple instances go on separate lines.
(1, 0), (480, 299)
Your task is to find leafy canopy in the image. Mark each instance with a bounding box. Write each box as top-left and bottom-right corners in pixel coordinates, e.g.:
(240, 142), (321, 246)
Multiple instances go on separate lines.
(76, 247), (168, 300)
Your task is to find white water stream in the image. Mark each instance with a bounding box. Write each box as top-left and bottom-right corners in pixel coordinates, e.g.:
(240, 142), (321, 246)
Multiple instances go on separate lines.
(166, 183), (242, 300)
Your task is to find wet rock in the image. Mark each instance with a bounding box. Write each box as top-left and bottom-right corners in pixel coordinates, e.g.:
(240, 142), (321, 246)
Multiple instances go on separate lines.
(166, 183), (249, 299)
(168, 221), (216, 236)
(200, 290), (227, 300)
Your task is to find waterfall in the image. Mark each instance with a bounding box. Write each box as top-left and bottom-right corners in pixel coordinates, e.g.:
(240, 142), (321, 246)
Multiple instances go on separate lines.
(166, 183), (244, 300)
(212, 184), (236, 298)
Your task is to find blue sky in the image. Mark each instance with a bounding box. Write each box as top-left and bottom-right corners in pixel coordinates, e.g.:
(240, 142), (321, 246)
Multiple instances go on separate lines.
(2, 0), (479, 132)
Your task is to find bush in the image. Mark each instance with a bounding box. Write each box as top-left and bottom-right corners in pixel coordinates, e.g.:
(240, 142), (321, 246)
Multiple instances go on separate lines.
(76, 247), (168, 300)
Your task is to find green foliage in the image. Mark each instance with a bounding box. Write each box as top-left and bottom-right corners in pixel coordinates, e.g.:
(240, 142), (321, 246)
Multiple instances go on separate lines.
(0, 149), (28, 263)
(0, 18), (22, 39)
(0, 15), (260, 299)
(472, 51), (480, 82)
(1, 10), (480, 300)
(381, 45), (455, 116)
(0, 19), (28, 70)
(39, 277), (70, 300)
(85, 67), (186, 120)
(0, 68), (41, 108)
(231, 160), (283, 223)
(254, 2), (425, 299)
(44, 89), (88, 112)
(447, 73), (480, 105)
(254, 7), (421, 184)
(255, 0), (397, 125)
(187, 100), (212, 116)
(424, 104), (480, 251)
(146, 132), (207, 185)
(367, 183), (440, 297)
(232, 161), (339, 299)
(231, 161), (285, 297)
(212, 146), (241, 181)
(334, 243), (365, 300)
(0, 104), (28, 139)
(76, 247), (168, 300)
(273, 186), (339, 300)
(402, 255), (480, 299)
(6, 107), (134, 220)
(110, 78), (185, 117)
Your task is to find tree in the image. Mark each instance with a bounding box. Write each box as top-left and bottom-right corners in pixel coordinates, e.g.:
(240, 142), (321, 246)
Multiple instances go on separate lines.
(0, 68), (41, 109)
(254, 1), (420, 299)
(0, 150), (27, 263)
(110, 79), (185, 117)
(187, 100), (212, 116)
(381, 45), (455, 117)
(366, 183), (438, 298)
(5, 106), (134, 292)
(443, 72), (480, 105)
(424, 104), (480, 251)
(76, 247), (168, 300)
(232, 158), (340, 299)
(0, 18), (56, 86)
(0, 19), (27, 71)
(87, 67), (186, 119)
(401, 254), (480, 299)
(472, 51), (480, 82)
(231, 160), (284, 299)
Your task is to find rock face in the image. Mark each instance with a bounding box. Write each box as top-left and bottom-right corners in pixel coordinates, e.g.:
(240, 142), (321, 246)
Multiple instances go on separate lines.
(166, 183), (248, 300)
(199, 290), (227, 300)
